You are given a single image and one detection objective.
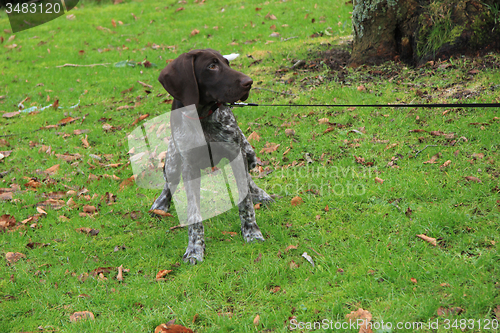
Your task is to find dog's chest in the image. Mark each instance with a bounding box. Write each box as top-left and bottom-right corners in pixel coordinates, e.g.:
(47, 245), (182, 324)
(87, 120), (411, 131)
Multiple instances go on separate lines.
(201, 107), (242, 145)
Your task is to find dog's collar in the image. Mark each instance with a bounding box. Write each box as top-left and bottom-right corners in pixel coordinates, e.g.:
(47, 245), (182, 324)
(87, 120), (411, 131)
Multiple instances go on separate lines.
(183, 103), (222, 120)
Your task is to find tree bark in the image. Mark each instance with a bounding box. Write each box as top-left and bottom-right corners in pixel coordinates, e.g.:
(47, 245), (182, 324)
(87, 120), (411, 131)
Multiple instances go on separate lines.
(350, 0), (500, 66)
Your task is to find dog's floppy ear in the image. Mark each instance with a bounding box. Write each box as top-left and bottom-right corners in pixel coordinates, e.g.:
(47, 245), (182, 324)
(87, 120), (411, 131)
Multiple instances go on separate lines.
(158, 51), (199, 108)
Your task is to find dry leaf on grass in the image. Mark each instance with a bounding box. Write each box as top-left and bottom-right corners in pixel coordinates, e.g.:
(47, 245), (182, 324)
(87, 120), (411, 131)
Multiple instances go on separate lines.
(374, 177), (384, 184)
(76, 227), (99, 236)
(464, 176), (481, 183)
(0, 192), (13, 201)
(156, 269), (172, 281)
(260, 142), (280, 154)
(285, 245), (297, 252)
(5, 252), (26, 263)
(0, 214), (16, 231)
(82, 135), (90, 148)
(119, 175), (136, 190)
(494, 305), (500, 319)
(131, 114), (149, 126)
(149, 209), (173, 217)
(440, 160), (451, 169)
(291, 196), (303, 206)
(416, 234), (437, 246)
(155, 319), (193, 333)
(69, 311), (95, 322)
(44, 164), (60, 175)
(37, 199), (65, 210)
(253, 314), (260, 326)
(346, 308), (373, 333)
(437, 306), (464, 316)
(116, 265), (124, 281)
(247, 131), (260, 142)
(83, 205), (97, 214)
(56, 153), (82, 162)
(58, 117), (79, 125)
(423, 152), (441, 164)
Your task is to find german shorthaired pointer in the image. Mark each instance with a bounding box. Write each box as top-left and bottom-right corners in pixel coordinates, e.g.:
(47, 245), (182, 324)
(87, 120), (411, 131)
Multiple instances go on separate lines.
(150, 49), (273, 264)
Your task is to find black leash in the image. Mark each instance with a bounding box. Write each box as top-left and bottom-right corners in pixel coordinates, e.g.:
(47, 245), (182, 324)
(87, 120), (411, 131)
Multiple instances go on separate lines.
(230, 102), (500, 108)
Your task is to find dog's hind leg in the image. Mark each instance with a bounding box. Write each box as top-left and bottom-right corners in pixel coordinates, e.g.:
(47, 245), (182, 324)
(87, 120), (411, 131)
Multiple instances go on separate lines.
(231, 153), (265, 242)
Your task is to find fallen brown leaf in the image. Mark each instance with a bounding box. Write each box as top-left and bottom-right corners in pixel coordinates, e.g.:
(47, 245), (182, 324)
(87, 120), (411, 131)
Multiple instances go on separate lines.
(437, 306), (464, 316)
(76, 227), (99, 236)
(260, 142), (280, 154)
(0, 192), (13, 201)
(285, 245), (297, 252)
(56, 153), (82, 162)
(440, 160), (451, 169)
(3, 111), (20, 118)
(291, 196), (303, 206)
(416, 234), (437, 246)
(58, 117), (79, 125)
(37, 199), (65, 210)
(464, 176), (481, 183)
(155, 319), (193, 333)
(119, 175), (136, 190)
(374, 177), (384, 184)
(0, 214), (16, 231)
(149, 209), (173, 217)
(247, 131), (260, 142)
(346, 308), (373, 333)
(6, 252), (26, 263)
(83, 205), (97, 214)
(423, 152), (441, 164)
(82, 135), (90, 148)
(131, 113), (149, 126)
(116, 265), (124, 281)
(69, 311), (95, 322)
(253, 314), (260, 326)
(44, 164), (60, 175)
(156, 269), (172, 281)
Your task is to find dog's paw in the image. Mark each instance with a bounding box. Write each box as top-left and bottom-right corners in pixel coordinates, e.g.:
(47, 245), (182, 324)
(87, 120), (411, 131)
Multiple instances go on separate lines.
(183, 245), (204, 265)
(252, 191), (275, 205)
(242, 226), (265, 243)
(150, 196), (171, 216)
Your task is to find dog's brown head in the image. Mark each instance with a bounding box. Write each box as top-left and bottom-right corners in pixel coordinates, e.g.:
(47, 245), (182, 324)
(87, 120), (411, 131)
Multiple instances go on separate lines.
(158, 49), (253, 109)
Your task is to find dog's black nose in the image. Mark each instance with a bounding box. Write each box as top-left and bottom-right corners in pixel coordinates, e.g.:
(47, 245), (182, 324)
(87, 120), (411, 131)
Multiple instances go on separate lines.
(241, 77), (253, 89)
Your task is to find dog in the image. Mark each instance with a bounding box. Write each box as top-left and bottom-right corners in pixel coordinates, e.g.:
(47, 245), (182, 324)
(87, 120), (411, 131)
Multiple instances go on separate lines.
(150, 49), (273, 264)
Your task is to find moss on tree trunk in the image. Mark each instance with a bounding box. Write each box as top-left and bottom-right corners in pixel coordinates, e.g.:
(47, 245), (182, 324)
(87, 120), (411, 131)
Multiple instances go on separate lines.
(350, 0), (500, 66)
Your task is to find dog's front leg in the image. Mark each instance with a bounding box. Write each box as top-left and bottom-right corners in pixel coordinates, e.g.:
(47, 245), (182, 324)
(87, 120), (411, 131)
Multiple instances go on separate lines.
(182, 165), (205, 264)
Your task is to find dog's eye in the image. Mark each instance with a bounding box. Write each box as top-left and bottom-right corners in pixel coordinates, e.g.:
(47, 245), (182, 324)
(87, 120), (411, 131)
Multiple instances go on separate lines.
(207, 63), (218, 70)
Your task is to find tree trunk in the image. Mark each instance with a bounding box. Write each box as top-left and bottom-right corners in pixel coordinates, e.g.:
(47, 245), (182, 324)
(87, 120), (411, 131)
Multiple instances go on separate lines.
(350, 0), (500, 66)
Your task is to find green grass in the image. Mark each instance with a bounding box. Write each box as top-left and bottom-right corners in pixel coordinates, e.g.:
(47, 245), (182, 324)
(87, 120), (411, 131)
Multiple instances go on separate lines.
(1, 0), (500, 332)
